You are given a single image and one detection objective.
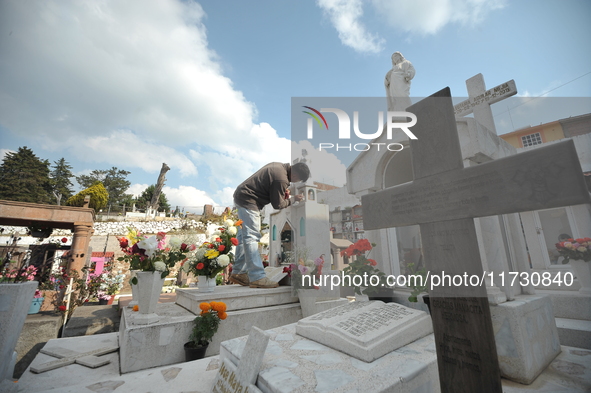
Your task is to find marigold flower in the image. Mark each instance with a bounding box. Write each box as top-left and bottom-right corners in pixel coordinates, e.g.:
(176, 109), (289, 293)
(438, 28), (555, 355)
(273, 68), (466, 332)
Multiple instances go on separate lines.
(199, 302), (211, 312)
(211, 301), (226, 312)
(133, 305), (139, 312)
(218, 311), (227, 320)
(235, 219), (243, 227)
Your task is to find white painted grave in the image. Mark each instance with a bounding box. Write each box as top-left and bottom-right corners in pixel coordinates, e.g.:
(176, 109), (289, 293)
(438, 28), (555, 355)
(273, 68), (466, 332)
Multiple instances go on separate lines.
(30, 345), (119, 373)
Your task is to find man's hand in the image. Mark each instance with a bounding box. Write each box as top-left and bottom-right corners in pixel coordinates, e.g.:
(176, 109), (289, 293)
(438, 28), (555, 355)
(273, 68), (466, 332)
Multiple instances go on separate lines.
(294, 194), (304, 202)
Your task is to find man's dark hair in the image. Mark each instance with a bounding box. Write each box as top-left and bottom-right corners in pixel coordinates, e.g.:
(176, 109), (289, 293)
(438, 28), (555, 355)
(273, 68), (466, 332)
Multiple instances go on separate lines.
(291, 162), (310, 182)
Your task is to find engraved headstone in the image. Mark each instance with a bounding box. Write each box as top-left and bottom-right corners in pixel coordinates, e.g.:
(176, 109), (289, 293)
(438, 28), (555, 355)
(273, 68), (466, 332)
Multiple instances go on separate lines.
(31, 346), (119, 373)
(362, 88), (590, 393)
(296, 301), (432, 362)
(212, 326), (269, 393)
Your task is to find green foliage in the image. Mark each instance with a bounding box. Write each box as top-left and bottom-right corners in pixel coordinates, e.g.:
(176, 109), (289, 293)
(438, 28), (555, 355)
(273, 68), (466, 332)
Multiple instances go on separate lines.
(49, 157), (74, 205)
(0, 146), (51, 203)
(406, 263), (429, 302)
(135, 184), (171, 212)
(76, 167), (132, 207)
(66, 181), (109, 210)
(189, 308), (224, 347)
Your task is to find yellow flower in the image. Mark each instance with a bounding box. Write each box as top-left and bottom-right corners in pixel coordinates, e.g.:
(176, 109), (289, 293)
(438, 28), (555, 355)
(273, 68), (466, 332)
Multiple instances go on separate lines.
(127, 227), (142, 245)
(205, 249), (220, 259)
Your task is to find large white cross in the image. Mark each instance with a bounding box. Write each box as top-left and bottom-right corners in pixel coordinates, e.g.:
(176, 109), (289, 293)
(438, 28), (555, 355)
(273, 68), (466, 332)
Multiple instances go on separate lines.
(454, 73), (517, 134)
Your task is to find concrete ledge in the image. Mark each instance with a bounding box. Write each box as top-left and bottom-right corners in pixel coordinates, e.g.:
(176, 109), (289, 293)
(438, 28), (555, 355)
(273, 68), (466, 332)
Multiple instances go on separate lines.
(555, 318), (591, 350)
(175, 285), (298, 314)
(537, 289), (591, 321)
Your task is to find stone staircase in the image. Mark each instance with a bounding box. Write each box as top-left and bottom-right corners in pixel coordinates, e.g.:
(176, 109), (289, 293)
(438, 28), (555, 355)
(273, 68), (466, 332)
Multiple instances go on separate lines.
(538, 289), (591, 350)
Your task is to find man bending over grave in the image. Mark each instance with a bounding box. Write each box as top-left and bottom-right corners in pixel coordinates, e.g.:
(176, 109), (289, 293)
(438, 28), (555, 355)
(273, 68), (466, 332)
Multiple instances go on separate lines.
(232, 162), (310, 288)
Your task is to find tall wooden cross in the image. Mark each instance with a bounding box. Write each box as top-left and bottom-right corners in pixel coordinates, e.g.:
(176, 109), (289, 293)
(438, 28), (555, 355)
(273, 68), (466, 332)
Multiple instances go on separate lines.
(454, 73), (517, 134)
(362, 88), (589, 393)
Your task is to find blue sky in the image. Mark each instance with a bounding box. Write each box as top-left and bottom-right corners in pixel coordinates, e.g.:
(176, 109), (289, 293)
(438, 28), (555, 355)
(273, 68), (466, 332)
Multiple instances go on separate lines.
(1, 0), (590, 212)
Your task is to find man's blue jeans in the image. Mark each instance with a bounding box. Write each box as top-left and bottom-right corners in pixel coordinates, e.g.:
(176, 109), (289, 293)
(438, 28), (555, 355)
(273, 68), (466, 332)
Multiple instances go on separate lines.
(233, 206), (265, 282)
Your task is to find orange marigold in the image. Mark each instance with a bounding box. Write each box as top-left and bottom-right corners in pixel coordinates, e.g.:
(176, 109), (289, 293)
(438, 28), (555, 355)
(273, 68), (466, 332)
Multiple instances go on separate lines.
(199, 302), (211, 312)
(211, 301), (227, 312)
(132, 305), (139, 312)
(218, 311), (227, 320)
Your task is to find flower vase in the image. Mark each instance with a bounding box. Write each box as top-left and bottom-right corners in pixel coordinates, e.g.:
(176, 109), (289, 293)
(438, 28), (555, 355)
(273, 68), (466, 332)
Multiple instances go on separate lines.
(129, 270), (139, 308)
(0, 281), (38, 381)
(196, 276), (216, 293)
(135, 271), (165, 325)
(298, 288), (319, 318)
(29, 297), (44, 314)
(570, 260), (591, 294)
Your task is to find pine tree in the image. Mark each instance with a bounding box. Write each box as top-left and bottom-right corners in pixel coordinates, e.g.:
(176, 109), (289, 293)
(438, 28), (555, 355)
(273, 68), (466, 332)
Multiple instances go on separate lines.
(50, 158), (74, 205)
(0, 146), (51, 203)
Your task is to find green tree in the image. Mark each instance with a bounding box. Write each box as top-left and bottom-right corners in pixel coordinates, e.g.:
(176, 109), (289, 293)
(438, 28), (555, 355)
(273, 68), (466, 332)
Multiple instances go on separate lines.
(0, 146), (51, 203)
(66, 181), (109, 210)
(76, 167), (131, 209)
(135, 184), (171, 212)
(50, 158), (74, 205)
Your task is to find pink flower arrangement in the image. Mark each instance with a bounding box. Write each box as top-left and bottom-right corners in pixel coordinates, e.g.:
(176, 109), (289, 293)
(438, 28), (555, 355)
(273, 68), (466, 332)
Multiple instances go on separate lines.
(556, 237), (591, 263)
(0, 265), (38, 283)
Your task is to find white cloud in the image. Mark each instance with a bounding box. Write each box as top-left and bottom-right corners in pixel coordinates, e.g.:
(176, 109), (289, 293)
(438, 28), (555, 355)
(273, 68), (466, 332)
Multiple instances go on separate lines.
(0, 0), (287, 184)
(317, 0), (385, 53)
(0, 149), (15, 162)
(127, 183), (150, 198)
(292, 140), (347, 187)
(370, 0), (506, 35)
(162, 185), (215, 213)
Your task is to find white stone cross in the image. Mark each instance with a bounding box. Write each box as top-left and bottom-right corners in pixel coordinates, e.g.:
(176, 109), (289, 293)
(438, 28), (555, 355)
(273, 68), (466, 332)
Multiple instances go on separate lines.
(454, 74), (517, 134)
(30, 345), (119, 373)
(211, 326), (269, 393)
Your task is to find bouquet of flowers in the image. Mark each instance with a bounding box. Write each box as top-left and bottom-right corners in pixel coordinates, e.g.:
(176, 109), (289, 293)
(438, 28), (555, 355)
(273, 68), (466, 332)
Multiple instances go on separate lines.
(556, 237), (591, 263)
(183, 219), (241, 279)
(341, 238), (386, 296)
(117, 229), (195, 282)
(283, 253), (325, 294)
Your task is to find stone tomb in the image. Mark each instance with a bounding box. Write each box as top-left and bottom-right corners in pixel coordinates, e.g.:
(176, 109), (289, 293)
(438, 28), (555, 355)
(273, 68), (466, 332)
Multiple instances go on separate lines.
(220, 323), (439, 393)
(362, 88), (590, 391)
(296, 301), (432, 362)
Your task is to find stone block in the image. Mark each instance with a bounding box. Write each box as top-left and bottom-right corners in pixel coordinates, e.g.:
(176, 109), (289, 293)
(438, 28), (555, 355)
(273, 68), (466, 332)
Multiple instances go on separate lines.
(555, 318), (591, 350)
(538, 289), (591, 321)
(119, 303), (195, 373)
(176, 285), (298, 314)
(490, 294), (561, 384)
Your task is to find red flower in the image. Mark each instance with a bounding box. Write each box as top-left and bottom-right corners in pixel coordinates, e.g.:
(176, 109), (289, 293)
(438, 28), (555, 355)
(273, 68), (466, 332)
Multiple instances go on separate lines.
(218, 245), (226, 252)
(156, 232), (166, 240)
(215, 237), (222, 243)
(207, 243), (215, 249)
(368, 259), (377, 266)
(231, 238), (239, 246)
(181, 243), (188, 251)
(59, 305), (67, 312)
(119, 238), (129, 248)
(61, 237), (68, 243)
(196, 263), (205, 270)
